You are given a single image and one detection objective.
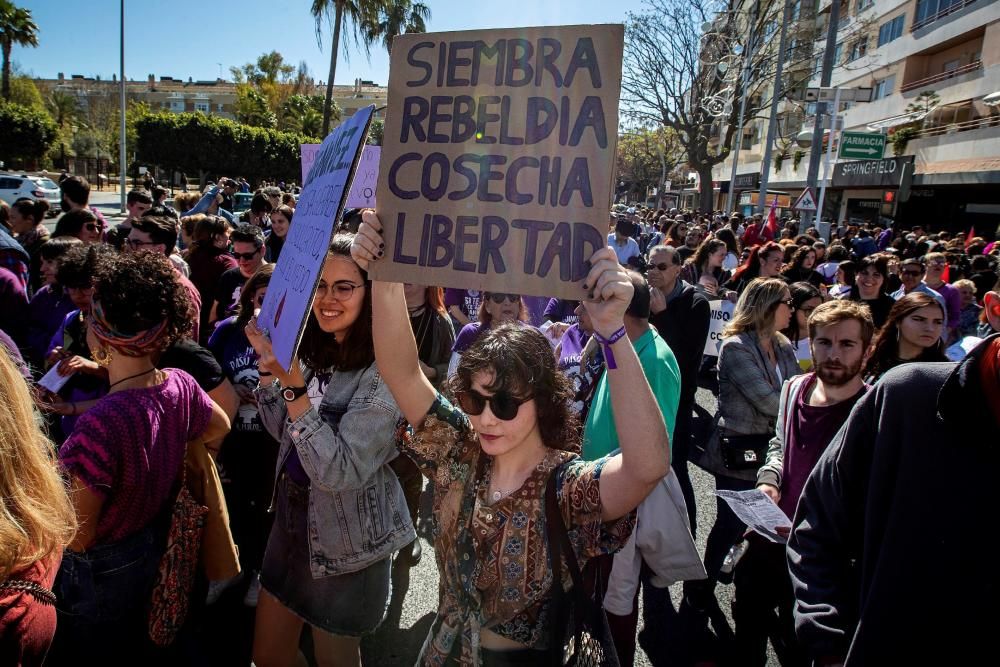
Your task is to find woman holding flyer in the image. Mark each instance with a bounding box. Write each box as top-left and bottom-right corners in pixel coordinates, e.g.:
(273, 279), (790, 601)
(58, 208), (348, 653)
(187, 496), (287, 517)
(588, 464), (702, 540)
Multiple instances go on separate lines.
(351, 210), (668, 665)
(245, 234), (414, 667)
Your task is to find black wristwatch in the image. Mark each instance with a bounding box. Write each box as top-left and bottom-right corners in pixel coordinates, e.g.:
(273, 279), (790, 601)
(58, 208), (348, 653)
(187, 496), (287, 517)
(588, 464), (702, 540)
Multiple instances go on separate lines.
(281, 385), (308, 402)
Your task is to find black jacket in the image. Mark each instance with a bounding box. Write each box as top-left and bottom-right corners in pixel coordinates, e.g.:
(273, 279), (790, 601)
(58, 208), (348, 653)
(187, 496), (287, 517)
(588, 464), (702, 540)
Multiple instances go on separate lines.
(788, 334), (1000, 665)
(649, 282), (710, 405)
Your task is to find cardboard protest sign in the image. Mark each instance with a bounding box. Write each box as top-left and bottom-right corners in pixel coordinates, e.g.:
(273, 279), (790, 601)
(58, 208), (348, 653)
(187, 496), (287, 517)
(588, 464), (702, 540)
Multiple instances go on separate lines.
(345, 145), (380, 208)
(258, 105), (374, 371)
(703, 300), (735, 356)
(369, 24), (624, 299)
(301, 144), (321, 185)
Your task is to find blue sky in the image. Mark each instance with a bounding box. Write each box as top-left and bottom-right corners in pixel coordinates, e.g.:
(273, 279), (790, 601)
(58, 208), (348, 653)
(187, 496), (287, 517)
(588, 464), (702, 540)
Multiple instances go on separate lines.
(15, 0), (647, 85)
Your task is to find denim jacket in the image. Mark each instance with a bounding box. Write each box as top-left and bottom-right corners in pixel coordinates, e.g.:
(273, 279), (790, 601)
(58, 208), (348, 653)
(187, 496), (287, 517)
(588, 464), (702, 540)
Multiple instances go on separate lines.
(255, 362), (415, 577)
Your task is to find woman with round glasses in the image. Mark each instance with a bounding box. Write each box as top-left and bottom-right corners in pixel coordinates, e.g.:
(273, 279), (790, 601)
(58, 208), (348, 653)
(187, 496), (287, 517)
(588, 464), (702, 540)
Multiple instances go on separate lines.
(448, 290), (528, 377)
(351, 211), (668, 665)
(244, 234), (413, 667)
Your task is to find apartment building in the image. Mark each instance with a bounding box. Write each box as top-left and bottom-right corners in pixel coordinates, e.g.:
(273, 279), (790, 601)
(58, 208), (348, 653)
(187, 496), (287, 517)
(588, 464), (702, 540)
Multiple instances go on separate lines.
(712, 0), (1000, 233)
(38, 73), (387, 126)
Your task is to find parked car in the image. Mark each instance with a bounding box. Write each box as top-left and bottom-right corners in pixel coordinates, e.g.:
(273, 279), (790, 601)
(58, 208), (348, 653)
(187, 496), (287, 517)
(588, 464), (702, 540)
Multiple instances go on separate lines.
(0, 173), (61, 215)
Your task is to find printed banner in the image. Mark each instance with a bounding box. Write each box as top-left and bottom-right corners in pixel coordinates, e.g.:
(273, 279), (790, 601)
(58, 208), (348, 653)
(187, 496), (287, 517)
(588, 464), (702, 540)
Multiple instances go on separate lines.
(369, 24), (625, 299)
(345, 145), (381, 208)
(260, 106), (374, 371)
(703, 299), (736, 356)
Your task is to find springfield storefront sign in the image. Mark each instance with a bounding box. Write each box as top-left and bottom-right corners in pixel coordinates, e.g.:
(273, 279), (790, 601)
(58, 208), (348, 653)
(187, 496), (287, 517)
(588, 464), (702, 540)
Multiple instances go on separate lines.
(832, 156), (914, 189)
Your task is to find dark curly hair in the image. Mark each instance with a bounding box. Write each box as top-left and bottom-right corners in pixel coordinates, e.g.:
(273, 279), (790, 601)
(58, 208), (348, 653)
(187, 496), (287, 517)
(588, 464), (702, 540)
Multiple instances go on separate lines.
(91, 252), (192, 350)
(449, 324), (579, 452)
(56, 243), (117, 289)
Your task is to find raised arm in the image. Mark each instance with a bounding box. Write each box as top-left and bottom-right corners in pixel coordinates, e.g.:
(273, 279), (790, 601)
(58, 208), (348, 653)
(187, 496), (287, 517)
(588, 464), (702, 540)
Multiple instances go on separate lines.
(580, 248), (670, 521)
(351, 211), (437, 427)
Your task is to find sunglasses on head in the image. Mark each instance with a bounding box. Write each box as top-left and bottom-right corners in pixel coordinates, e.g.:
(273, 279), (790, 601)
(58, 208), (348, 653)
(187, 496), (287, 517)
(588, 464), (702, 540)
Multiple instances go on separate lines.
(455, 389), (530, 421)
(487, 293), (519, 304)
(232, 249), (260, 261)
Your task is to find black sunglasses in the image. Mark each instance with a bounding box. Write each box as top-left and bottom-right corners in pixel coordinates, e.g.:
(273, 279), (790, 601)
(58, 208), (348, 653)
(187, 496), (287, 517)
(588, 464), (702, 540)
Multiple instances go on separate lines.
(487, 293), (519, 304)
(232, 249), (261, 261)
(649, 261), (678, 272)
(455, 389), (530, 421)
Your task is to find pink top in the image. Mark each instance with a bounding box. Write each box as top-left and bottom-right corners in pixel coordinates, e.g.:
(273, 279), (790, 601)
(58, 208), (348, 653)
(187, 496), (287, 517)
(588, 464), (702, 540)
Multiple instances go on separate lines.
(59, 369), (213, 543)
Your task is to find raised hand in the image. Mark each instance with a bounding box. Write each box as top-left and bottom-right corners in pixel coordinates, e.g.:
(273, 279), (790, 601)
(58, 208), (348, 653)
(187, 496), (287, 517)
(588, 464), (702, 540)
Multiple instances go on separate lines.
(581, 247), (634, 338)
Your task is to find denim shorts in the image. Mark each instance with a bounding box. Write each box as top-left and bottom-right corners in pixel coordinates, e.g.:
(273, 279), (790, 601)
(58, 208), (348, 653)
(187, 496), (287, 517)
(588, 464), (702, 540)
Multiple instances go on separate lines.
(260, 473), (391, 637)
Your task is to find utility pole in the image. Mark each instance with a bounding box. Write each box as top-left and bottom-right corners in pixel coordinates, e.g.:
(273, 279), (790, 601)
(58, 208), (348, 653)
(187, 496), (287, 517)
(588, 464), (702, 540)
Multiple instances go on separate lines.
(119, 0), (126, 213)
(756, 0), (793, 215)
(802, 0), (841, 227)
(723, 0), (762, 215)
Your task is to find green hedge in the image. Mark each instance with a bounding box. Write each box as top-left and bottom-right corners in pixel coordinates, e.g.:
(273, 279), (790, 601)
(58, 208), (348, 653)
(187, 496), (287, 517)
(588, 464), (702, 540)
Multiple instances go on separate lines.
(136, 112), (320, 184)
(0, 101), (57, 164)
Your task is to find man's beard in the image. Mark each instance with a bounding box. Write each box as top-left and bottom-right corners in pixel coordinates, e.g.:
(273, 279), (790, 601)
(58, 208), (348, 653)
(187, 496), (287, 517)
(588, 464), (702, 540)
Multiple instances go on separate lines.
(814, 358), (862, 386)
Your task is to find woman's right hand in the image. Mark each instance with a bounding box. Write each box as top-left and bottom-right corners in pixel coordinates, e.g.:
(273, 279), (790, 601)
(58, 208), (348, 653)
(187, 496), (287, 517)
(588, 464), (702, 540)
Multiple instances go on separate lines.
(351, 210), (384, 271)
(244, 315), (303, 388)
(757, 483), (780, 504)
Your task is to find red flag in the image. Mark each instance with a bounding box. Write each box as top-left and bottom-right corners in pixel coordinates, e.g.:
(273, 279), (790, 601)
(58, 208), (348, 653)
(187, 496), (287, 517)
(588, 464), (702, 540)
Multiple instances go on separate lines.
(764, 195), (779, 238)
(941, 263), (950, 283)
(965, 227), (976, 249)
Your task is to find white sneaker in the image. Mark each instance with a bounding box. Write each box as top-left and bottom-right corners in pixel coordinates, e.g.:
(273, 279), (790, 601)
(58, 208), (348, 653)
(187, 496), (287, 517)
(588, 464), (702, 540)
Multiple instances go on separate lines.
(243, 575), (261, 607)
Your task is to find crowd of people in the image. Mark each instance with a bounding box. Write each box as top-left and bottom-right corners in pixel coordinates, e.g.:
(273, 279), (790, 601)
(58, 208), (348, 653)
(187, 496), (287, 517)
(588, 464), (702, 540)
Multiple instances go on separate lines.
(0, 176), (998, 667)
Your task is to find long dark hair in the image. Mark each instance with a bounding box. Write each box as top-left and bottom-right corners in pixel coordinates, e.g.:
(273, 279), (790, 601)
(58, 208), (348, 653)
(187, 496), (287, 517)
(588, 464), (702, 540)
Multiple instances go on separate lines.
(236, 264), (275, 328)
(298, 233), (374, 372)
(862, 292), (947, 380)
(450, 324), (579, 452)
(688, 238), (727, 273)
(730, 242), (781, 286)
(715, 227), (740, 256)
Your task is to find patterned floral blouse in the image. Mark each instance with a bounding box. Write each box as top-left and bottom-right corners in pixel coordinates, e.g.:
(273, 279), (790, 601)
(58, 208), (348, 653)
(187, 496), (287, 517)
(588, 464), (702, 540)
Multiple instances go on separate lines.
(402, 394), (635, 665)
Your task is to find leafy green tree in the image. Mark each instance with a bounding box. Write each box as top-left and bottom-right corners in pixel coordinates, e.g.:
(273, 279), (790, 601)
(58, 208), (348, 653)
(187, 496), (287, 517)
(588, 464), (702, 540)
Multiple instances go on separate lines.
(0, 100), (56, 164)
(279, 93), (337, 135)
(234, 85), (277, 129)
(310, 0), (384, 137)
(8, 72), (42, 109)
(136, 111), (319, 186)
(366, 118), (383, 145)
(45, 89), (80, 163)
(0, 1), (38, 100)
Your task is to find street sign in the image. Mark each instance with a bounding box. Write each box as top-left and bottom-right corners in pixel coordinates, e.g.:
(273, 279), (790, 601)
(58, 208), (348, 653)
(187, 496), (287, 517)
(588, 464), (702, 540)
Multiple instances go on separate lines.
(793, 188), (817, 212)
(838, 131), (886, 160)
(803, 87), (874, 103)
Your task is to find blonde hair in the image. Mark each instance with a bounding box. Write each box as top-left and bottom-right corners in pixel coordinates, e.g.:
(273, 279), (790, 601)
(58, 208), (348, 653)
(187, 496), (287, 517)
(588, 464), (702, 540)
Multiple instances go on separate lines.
(0, 347), (76, 580)
(953, 278), (976, 292)
(724, 277), (789, 338)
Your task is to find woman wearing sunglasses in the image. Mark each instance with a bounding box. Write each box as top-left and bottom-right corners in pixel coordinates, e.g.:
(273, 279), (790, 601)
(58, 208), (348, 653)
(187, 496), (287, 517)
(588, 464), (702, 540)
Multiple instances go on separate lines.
(685, 277), (801, 613)
(351, 211), (668, 666)
(52, 209), (104, 245)
(244, 234), (413, 667)
(447, 290), (528, 378)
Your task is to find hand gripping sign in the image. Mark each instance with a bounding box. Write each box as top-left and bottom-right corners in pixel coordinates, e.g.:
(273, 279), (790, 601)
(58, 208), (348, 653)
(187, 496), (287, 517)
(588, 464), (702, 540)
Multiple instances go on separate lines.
(258, 105), (374, 372)
(369, 24), (625, 299)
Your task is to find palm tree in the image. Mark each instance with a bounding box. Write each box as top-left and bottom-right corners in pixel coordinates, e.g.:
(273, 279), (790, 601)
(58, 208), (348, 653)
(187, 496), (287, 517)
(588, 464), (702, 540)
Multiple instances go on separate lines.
(46, 90), (80, 165)
(0, 1), (39, 100)
(310, 0), (384, 137)
(368, 1), (430, 54)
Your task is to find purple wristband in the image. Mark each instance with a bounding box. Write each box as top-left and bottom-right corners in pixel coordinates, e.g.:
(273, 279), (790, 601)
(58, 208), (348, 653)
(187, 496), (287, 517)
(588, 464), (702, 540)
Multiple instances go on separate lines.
(592, 326), (627, 369)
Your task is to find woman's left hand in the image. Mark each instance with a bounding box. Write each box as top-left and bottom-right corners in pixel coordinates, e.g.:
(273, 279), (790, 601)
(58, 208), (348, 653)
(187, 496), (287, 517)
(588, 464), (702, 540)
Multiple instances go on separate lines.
(244, 315), (303, 387)
(582, 247), (633, 337)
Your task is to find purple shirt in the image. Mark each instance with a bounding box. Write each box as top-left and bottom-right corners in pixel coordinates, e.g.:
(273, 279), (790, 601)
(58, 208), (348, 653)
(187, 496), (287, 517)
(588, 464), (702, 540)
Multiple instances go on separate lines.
(452, 322), (487, 354)
(930, 281), (962, 332)
(0, 267), (28, 345)
(544, 298), (580, 324)
(59, 369), (213, 543)
(779, 374), (865, 518)
(443, 289), (482, 322)
(27, 285), (75, 365)
(521, 296), (549, 327)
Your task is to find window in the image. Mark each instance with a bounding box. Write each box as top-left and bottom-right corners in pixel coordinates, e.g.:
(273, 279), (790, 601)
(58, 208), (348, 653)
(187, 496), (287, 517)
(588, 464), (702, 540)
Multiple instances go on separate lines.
(915, 0), (965, 27)
(942, 59), (961, 72)
(217, 103), (224, 112)
(878, 15), (905, 46)
(169, 99), (184, 112)
(848, 37), (868, 62)
(789, 0), (801, 21)
(785, 38), (799, 63)
(194, 101), (210, 113)
(834, 42), (843, 64)
(856, 0), (874, 11)
(873, 75), (896, 100)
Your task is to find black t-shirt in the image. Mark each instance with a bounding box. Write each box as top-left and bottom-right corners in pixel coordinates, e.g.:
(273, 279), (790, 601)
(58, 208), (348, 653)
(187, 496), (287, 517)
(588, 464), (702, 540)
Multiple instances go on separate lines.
(214, 267), (248, 322)
(158, 337), (226, 392)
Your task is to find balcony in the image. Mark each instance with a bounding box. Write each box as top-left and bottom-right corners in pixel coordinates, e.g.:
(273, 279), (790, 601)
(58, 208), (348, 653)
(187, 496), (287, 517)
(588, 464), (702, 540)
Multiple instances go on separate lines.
(900, 59), (982, 93)
(912, 0), (980, 32)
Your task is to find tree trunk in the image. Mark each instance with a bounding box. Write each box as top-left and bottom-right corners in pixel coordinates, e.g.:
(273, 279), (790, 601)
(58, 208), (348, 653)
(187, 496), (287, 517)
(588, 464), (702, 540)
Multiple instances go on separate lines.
(321, 5), (344, 138)
(696, 164), (715, 214)
(1, 41), (11, 100)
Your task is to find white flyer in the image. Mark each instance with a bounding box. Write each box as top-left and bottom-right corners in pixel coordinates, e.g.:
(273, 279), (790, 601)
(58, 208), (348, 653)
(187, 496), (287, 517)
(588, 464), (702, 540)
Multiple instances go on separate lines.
(38, 363), (73, 394)
(715, 488), (792, 543)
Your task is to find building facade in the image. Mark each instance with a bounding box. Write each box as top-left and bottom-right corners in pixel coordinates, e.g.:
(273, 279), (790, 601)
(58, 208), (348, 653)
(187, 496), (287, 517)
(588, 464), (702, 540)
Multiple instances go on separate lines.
(711, 0), (1000, 234)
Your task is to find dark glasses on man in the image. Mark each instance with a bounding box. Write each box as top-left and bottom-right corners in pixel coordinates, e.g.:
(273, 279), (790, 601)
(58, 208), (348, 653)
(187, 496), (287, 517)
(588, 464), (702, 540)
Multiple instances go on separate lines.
(487, 293), (519, 304)
(232, 249), (261, 261)
(455, 389), (530, 421)
(649, 262), (677, 272)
